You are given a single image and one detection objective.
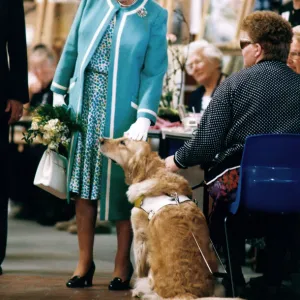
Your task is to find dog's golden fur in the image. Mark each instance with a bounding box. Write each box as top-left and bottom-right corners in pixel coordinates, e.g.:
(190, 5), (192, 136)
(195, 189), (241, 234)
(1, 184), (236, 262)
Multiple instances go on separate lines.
(99, 137), (220, 299)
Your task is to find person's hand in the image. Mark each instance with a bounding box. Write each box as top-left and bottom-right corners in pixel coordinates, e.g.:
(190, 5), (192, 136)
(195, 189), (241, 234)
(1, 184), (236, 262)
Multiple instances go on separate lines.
(165, 155), (180, 172)
(5, 100), (23, 125)
(53, 93), (66, 107)
(124, 117), (151, 141)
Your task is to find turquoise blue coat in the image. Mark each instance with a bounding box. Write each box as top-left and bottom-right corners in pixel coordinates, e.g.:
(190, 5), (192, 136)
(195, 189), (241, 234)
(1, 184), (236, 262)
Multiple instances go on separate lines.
(50, 0), (168, 220)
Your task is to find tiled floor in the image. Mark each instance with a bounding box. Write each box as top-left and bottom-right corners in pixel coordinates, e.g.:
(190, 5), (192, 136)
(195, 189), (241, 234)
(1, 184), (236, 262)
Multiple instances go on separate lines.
(0, 216), (259, 299)
(0, 219), (133, 300)
(0, 274), (132, 300)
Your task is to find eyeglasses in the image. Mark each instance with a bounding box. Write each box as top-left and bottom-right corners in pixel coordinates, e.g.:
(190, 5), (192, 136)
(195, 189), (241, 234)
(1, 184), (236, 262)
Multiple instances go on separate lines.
(289, 51), (300, 60)
(185, 59), (204, 74)
(240, 39), (253, 50)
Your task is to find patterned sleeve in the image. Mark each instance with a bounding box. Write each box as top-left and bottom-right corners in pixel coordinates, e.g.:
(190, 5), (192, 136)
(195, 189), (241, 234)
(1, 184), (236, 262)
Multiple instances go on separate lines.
(174, 80), (234, 168)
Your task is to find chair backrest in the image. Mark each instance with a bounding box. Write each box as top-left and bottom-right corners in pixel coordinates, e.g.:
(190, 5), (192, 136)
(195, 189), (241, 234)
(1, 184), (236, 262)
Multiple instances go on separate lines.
(231, 134), (300, 214)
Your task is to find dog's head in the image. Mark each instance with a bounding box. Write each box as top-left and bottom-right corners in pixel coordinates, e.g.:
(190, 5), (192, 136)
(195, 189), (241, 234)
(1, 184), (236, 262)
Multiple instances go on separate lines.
(99, 137), (159, 184)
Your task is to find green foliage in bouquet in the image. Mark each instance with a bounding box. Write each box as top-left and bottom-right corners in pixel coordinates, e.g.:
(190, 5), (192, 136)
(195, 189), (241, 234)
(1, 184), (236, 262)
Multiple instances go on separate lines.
(23, 104), (81, 153)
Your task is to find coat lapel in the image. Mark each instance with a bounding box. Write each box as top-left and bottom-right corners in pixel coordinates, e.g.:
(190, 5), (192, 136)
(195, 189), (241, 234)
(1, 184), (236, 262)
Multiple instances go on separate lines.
(79, 0), (118, 78)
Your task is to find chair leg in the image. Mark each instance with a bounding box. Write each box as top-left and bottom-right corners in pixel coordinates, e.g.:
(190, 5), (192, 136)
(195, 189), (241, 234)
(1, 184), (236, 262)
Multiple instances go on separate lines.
(224, 216), (235, 298)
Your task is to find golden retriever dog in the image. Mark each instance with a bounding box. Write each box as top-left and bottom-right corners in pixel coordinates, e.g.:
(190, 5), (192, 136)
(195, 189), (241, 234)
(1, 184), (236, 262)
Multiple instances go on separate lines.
(99, 137), (244, 300)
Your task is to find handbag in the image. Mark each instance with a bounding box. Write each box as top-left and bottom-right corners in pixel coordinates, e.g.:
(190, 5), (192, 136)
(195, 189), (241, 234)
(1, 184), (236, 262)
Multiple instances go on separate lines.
(34, 149), (68, 199)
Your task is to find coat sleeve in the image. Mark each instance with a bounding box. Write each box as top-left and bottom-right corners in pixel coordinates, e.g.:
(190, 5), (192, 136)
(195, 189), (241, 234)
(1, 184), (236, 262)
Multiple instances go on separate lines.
(137, 8), (168, 125)
(7, 0), (29, 104)
(174, 80), (233, 168)
(51, 0), (87, 95)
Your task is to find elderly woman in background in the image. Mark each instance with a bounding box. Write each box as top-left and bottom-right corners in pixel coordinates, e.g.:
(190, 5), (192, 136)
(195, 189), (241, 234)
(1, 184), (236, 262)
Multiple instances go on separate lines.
(185, 40), (226, 113)
(287, 25), (300, 73)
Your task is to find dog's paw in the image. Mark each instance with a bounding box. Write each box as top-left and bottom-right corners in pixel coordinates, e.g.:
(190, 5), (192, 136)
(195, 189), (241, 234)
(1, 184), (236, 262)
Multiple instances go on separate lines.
(132, 277), (152, 298)
(132, 287), (144, 298)
(127, 180), (158, 203)
(127, 184), (141, 204)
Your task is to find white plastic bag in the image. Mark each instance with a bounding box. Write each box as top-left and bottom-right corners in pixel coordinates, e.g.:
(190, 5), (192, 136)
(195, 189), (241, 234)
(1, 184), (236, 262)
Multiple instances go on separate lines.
(34, 149), (68, 199)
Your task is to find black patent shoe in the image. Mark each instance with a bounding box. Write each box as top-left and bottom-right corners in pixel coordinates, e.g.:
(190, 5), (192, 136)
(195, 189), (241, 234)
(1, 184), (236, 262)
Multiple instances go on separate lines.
(108, 277), (131, 291)
(0, 266), (2, 275)
(108, 265), (134, 291)
(66, 261), (95, 288)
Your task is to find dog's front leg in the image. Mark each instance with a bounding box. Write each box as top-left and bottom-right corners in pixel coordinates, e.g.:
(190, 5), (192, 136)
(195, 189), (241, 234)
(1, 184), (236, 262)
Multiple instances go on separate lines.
(127, 179), (158, 204)
(131, 208), (150, 278)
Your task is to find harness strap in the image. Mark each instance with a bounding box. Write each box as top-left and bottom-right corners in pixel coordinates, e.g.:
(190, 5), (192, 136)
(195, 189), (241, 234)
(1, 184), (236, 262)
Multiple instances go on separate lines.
(191, 232), (213, 274)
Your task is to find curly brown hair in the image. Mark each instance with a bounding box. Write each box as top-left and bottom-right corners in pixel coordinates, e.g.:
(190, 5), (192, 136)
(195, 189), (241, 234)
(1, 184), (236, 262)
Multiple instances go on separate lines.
(241, 11), (293, 62)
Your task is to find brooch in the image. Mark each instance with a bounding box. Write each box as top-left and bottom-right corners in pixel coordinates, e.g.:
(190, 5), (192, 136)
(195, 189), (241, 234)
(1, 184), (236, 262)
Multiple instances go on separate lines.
(137, 7), (147, 18)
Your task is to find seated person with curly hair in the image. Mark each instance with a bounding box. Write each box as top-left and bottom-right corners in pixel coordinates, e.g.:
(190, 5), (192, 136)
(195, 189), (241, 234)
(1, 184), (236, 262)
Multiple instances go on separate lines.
(166, 11), (300, 300)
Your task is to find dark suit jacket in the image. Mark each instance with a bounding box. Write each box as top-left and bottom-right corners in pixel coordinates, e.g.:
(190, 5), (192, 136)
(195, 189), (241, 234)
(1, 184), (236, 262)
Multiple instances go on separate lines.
(0, 0), (29, 113)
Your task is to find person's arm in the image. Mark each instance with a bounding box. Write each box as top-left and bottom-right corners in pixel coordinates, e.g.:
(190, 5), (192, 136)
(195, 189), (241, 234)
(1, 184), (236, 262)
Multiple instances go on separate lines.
(50, 0), (87, 96)
(136, 8), (168, 125)
(125, 8), (168, 140)
(5, 0), (28, 124)
(173, 80), (233, 168)
(7, 0), (29, 105)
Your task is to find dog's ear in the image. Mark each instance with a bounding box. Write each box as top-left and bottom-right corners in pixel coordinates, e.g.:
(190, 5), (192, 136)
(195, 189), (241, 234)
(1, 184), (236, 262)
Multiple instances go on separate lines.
(125, 143), (151, 184)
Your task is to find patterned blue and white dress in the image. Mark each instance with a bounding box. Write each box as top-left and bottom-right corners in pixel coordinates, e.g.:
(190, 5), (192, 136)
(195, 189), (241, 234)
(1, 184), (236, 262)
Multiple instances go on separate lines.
(69, 18), (115, 200)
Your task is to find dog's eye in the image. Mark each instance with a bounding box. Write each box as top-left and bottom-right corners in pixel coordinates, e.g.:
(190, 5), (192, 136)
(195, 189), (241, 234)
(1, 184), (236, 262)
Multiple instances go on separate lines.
(120, 141), (126, 146)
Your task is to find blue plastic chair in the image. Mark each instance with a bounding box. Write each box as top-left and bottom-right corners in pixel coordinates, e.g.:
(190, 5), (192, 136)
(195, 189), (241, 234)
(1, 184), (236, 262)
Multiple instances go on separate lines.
(224, 134), (300, 297)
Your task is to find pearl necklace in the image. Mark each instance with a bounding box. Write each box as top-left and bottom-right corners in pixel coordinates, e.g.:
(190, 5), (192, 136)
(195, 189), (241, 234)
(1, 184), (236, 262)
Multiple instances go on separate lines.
(117, 0), (138, 7)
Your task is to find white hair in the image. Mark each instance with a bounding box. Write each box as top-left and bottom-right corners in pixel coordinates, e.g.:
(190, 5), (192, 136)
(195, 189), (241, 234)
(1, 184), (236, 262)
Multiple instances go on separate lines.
(184, 40), (223, 68)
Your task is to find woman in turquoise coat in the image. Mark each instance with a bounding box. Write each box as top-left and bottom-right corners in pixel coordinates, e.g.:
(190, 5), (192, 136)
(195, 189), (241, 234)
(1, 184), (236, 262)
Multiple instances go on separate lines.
(51, 0), (167, 290)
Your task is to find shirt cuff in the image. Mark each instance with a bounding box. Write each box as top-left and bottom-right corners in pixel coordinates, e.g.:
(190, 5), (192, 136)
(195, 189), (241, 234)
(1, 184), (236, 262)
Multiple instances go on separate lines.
(174, 152), (187, 169)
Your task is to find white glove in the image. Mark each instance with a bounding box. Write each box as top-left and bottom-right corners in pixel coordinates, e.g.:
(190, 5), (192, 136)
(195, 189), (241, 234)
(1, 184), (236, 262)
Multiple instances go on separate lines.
(53, 93), (66, 107)
(124, 117), (151, 141)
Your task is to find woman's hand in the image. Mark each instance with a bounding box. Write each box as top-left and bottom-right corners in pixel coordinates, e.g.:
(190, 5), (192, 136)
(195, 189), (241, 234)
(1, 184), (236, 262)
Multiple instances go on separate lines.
(165, 155), (179, 172)
(53, 93), (66, 107)
(124, 117), (150, 141)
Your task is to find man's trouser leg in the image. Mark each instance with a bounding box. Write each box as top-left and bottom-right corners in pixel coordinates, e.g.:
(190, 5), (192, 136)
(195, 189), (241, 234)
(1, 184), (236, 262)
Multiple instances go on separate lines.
(0, 112), (9, 266)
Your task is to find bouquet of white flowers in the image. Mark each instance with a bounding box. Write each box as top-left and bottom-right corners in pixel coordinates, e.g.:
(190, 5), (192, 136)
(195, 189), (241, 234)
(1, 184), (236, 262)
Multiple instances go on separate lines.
(23, 104), (81, 154)
(23, 104), (81, 199)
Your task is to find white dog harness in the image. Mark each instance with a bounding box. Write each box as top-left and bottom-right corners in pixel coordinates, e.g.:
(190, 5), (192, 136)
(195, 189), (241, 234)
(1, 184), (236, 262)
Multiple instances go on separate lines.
(134, 194), (192, 220)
